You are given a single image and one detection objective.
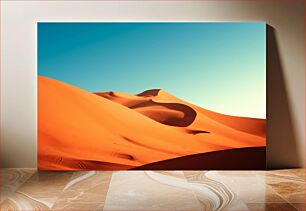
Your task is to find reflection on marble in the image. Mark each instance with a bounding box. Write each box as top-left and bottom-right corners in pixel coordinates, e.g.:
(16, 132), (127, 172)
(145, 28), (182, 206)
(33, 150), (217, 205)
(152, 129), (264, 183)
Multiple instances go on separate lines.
(0, 168), (304, 210)
(104, 171), (203, 210)
(52, 171), (112, 210)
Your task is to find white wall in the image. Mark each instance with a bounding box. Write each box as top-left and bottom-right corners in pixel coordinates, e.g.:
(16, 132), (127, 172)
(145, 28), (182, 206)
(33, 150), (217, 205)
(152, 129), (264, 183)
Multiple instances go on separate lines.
(1, 1), (304, 168)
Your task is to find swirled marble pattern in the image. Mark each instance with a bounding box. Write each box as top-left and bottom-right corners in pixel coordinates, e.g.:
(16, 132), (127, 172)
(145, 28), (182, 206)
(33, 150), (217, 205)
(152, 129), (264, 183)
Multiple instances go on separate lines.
(183, 171), (248, 210)
(0, 169), (304, 210)
(0, 169), (35, 204)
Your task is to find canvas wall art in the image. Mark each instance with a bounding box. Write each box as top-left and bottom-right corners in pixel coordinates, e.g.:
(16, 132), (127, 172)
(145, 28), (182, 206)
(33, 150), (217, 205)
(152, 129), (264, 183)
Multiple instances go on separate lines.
(38, 22), (266, 170)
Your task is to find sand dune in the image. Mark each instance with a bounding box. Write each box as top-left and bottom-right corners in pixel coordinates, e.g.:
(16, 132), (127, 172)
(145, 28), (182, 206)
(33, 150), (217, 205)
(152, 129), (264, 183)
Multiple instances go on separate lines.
(38, 76), (266, 170)
(97, 89), (266, 137)
(130, 100), (197, 127)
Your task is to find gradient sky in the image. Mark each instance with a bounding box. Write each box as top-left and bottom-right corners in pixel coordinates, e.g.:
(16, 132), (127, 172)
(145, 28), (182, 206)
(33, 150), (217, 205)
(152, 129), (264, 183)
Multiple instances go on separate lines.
(38, 22), (266, 118)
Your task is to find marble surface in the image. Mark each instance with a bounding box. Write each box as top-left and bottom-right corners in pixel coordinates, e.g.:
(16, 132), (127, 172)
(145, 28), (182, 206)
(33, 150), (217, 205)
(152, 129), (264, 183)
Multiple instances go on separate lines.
(0, 169), (304, 210)
(0, 169), (35, 204)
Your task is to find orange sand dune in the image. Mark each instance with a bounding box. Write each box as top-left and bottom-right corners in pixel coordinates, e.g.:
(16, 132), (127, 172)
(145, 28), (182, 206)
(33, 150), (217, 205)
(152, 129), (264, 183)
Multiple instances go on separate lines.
(96, 89), (266, 137)
(39, 76), (266, 170)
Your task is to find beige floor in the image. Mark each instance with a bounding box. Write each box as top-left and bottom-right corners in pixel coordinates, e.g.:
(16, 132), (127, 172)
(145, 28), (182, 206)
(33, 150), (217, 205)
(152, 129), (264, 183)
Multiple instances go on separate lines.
(0, 169), (304, 211)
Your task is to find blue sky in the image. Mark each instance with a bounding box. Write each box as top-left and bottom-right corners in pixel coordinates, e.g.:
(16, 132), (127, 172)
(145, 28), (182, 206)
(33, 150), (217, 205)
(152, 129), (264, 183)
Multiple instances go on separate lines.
(38, 22), (266, 118)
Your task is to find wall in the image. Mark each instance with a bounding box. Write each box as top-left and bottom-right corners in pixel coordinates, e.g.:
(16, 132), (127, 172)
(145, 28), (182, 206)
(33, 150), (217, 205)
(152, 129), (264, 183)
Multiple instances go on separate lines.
(1, 0), (304, 168)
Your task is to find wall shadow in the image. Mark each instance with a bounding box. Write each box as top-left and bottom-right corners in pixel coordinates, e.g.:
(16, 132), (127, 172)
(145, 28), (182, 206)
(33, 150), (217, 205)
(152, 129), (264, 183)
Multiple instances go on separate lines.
(266, 25), (299, 169)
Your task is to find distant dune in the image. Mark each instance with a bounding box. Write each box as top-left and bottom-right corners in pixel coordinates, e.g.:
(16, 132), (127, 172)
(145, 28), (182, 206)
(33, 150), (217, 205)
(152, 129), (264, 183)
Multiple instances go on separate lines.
(38, 76), (266, 170)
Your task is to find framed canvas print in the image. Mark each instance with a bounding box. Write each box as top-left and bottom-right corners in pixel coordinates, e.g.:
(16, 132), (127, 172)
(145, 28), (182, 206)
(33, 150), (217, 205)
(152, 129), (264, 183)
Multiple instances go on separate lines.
(38, 22), (266, 170)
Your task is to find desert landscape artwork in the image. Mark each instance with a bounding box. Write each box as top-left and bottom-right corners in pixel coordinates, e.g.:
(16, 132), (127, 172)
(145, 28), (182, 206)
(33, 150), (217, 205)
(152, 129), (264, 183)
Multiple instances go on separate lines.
(38, 22), (266, 170)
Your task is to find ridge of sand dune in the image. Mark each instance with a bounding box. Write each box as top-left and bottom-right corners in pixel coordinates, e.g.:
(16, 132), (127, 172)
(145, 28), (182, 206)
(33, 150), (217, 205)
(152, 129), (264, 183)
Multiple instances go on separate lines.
(95, 91), (145, 107)
(137, 89), (181, 102)
(97, 89), (266, 138)
(137, 89), (164, 97)
(130, 100), (197, 127)
(39, 76), (266, 170)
